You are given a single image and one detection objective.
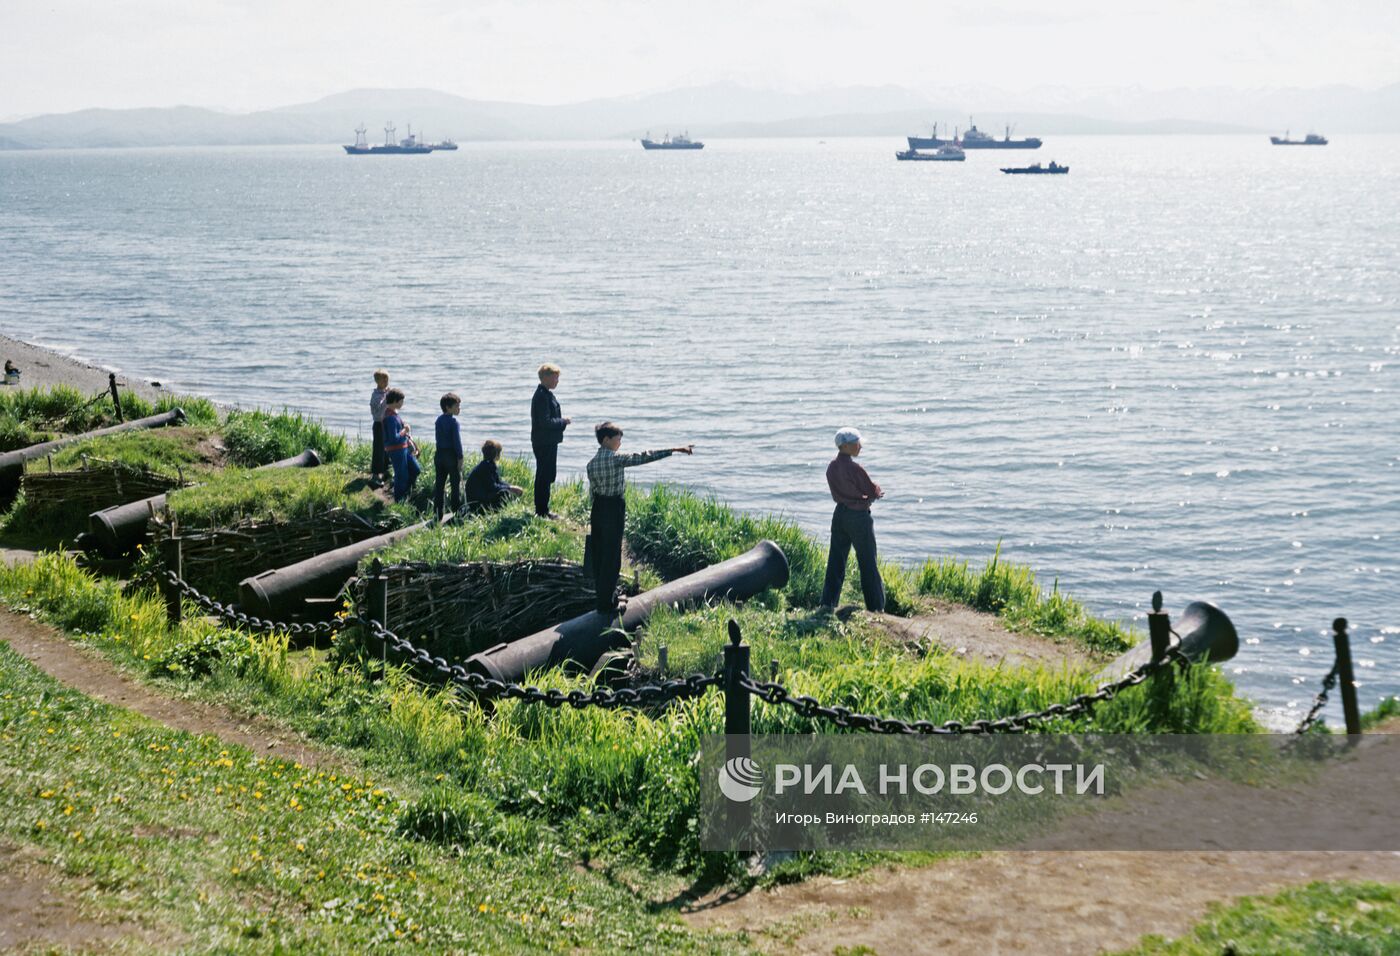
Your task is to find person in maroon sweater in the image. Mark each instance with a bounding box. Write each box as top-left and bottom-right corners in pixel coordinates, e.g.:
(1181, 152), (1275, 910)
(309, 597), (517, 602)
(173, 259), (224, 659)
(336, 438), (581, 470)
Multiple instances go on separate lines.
(820, 427), (886, 612)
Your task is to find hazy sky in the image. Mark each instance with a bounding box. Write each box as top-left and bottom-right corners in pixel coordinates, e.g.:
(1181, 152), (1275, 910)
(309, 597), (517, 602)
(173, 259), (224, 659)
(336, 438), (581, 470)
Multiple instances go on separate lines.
(3, 0), (1398, 116)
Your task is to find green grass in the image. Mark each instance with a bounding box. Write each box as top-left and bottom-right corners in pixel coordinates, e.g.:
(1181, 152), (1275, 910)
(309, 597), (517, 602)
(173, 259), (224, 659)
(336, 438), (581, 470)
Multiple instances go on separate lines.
(164, 463), (394, 529)
(221, 408), (348, 466)
(916, 542), (1134, 653)
(0, 384), (218, 451)
(0, 642), (740, 953)
(1117, 881), (1400, 954)
(0, 552), (1256, 887)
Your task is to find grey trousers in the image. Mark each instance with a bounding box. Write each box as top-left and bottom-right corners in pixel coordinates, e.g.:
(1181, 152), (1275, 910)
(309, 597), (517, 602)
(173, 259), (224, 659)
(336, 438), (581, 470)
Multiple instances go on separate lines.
(820, 504), (885, 611)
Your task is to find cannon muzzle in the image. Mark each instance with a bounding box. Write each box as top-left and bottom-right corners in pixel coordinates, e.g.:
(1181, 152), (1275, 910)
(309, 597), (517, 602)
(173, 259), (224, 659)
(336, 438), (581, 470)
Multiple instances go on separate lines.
(1096, 599), (1239, 683)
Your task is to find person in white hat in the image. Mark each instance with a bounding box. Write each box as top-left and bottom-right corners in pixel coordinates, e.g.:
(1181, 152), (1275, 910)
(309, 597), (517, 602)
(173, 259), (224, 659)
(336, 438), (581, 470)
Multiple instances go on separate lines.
(820, 427), (885, 611)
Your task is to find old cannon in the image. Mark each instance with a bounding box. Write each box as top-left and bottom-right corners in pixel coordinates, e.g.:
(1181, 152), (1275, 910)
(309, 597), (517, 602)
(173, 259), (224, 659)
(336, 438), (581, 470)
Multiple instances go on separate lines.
(466, 539), (790, 683)
(86, 448), (322, 558)
(1095, 595), (1239, 683)
(0, 408), (185, 508)
(237, 518), (436, 620)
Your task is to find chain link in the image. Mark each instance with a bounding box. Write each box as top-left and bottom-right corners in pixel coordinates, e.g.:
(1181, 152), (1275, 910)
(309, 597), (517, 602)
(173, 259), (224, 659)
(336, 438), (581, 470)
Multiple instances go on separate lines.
(159, 569), (348, 638)
(1294, 664), (1338, 735)
(739, 646), (1193, 735)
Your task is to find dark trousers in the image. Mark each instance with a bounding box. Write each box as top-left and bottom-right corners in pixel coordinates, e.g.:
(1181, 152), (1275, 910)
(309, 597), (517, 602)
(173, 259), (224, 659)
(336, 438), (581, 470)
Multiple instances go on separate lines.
(532, 438), (558, 516)
(820, 504), (885, 612)
(371, 420), (387, 479)
(590, 495), (625, 615)
(433, 455), (462, 520)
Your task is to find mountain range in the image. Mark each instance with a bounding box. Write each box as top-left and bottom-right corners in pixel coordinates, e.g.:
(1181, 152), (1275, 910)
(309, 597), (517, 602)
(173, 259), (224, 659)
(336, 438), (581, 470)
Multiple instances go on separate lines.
(1, 82), (1395, 149)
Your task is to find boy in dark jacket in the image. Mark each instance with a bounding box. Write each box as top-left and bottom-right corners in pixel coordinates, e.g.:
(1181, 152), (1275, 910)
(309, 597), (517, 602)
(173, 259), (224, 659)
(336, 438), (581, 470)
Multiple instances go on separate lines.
(530, 363), (570, 518)
(465, 440), (524, 514)
(433, 392), (464, 520)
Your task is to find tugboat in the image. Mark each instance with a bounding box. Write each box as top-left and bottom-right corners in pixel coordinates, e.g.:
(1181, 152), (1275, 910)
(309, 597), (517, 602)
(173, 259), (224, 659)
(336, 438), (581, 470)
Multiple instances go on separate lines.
(1000, 161), (1068, 175)
(1270, 131), (1328, 145)
(641, 131), (704, 150)
(430, 138), (459, 151)
(909, 121), (1041, 150)
(343, 123), (434, 155)
(895, 144), (966, 162)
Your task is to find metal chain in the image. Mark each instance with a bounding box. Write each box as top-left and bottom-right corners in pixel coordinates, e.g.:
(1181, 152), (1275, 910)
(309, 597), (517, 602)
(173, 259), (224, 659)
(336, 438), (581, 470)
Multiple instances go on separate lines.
(1294, 664), (1338, 735)
(159, 569), (348, 638)
(353, 611), (722, 709)
(739, 646), (1194, 735)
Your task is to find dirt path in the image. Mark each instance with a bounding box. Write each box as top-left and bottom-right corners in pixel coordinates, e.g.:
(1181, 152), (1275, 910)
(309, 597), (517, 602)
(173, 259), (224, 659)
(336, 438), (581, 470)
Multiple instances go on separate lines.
(0, 841), (168, 953)
(0, 607), (345, 770)
(866, 601), (1096, 669)
(685, 726), (1400, 954)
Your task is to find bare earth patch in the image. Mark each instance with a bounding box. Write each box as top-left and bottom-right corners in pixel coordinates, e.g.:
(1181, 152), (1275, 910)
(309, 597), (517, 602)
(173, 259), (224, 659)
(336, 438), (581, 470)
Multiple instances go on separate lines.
(0, 607), (346, 770)
(0, 841), (163, 953)
(865, 601), (1096, 669)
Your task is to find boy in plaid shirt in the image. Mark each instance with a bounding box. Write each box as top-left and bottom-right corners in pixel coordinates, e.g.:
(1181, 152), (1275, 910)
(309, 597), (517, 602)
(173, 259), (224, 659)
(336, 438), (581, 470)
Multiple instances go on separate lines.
(586, 421), (693, 615)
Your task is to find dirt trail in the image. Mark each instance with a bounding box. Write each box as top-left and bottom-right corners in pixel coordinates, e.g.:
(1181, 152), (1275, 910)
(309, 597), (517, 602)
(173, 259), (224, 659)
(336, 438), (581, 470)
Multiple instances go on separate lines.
(0, 607), (345, 771)
(0, 841), (169, 953)
(866, 601), (1096, 669)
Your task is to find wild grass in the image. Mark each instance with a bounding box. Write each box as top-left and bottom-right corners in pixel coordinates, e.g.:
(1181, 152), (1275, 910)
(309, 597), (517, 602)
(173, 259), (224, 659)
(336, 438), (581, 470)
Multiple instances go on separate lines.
(45, 427), (220, 474)
(916, 543), (1134, 654)
(220, 408), (348, 466)
(0, 384), (218, 451)
(0, 643), (735, 953)
(1116, 881), (1400, 955)
(164, 463), (394, 529)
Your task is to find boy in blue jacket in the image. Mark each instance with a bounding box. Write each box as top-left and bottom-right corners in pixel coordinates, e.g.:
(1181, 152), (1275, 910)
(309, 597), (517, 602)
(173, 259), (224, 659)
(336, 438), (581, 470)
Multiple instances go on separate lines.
(433, 392), (464, 520)
(382, 388), (421, 503)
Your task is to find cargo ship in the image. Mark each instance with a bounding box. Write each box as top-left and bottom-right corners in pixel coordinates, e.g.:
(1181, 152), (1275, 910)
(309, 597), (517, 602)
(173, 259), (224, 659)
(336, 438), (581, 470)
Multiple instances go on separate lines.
(343, 124), (434, 155)
(908, 121), (1042, 150)
(1270, 131), (1328, 146)
(1000, 161), (1067, 175)
(641, 131), (704, 150)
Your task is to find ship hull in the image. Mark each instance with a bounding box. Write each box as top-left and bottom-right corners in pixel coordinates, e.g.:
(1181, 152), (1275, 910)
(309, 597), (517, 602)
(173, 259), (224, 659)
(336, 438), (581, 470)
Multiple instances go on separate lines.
(896, 150), (965, 162)
(641, 140), (704, 150)
(909, 136), (1041, 149)
(1270, 138), (1327, 146)
(343, 145), (433, 155)
(1000, 167), (1067, 174)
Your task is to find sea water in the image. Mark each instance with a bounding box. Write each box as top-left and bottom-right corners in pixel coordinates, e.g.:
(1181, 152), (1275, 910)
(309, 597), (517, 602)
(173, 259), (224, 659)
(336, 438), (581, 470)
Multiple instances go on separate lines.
(1, 136), (1396, 725)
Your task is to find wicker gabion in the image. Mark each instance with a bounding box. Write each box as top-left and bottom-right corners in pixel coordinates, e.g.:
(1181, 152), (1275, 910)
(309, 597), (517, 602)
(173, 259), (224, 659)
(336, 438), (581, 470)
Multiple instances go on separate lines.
(148, 507), (397, 602)
(348, 559), (606, 661)
(19, 457), (183, 527)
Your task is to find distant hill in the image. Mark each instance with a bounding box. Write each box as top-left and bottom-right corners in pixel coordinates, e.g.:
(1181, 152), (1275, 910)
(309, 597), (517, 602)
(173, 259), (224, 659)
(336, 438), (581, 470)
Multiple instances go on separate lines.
(0, 82), (1394, 150)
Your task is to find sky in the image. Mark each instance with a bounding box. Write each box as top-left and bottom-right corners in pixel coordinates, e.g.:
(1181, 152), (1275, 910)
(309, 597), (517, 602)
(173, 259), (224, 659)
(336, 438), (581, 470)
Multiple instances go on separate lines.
(2, 0), (1398, 117)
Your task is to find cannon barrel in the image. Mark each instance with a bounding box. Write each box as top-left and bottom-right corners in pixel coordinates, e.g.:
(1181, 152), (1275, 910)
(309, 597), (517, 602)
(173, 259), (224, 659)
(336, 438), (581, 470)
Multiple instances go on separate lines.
(86, 448), (322, 558)
(467, 539), (790, 683)
(0, 409), (185, 507)
(237, 518), (431, 620)
(1095, 600), (1239, 683)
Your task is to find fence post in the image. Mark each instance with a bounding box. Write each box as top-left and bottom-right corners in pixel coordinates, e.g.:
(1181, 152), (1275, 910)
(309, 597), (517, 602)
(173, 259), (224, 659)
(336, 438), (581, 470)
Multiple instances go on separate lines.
(1332, 618), (1362, 736)
(722, 619), (753, 851)
(368, 559), (389, 666)
(108, 373), (123, 422)
(1147, 590), (1171, 663)
(161, 534), (183, 626)
(657, 644), (668, 675)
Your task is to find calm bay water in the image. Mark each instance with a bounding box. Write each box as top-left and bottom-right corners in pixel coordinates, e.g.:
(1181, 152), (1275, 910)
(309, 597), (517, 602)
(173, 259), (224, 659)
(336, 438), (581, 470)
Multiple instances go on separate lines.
(1, 136), (1396, 725)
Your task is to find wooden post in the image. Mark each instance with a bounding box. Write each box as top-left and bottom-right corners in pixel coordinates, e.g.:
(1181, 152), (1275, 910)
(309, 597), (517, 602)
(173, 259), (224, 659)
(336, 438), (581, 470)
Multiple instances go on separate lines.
(367, 559), (389, 666)
(1148, 590), (1172, 662)
(108, 373), (123, 423)
(723, 619), (753, 851)
(770, 659), (780, 683)
(1333, 618), (1362, 736)
(162, 534), (183, 626)
(657, 644), (668, 675)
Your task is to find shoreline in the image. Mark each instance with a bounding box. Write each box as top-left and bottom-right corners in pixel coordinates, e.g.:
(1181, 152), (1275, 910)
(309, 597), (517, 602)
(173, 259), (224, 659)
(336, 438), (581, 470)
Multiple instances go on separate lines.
(0, 333), (181, 406)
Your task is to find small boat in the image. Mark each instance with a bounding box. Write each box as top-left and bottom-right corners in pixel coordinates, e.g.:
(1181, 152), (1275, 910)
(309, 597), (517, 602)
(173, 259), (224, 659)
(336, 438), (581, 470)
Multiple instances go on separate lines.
(641, 131), (704, 150)
(343, 123), (434, 155)
(1270, 131), (1327, 146)
(1000, 161), (1068, 175)
(896, 145), (966, 162)
(430, 139), (459, 151)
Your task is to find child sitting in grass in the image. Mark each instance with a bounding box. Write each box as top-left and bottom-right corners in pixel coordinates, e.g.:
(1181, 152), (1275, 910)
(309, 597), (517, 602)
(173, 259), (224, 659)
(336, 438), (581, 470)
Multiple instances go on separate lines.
(381, 388), (420, 503)
(465, 440), (523, 514)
